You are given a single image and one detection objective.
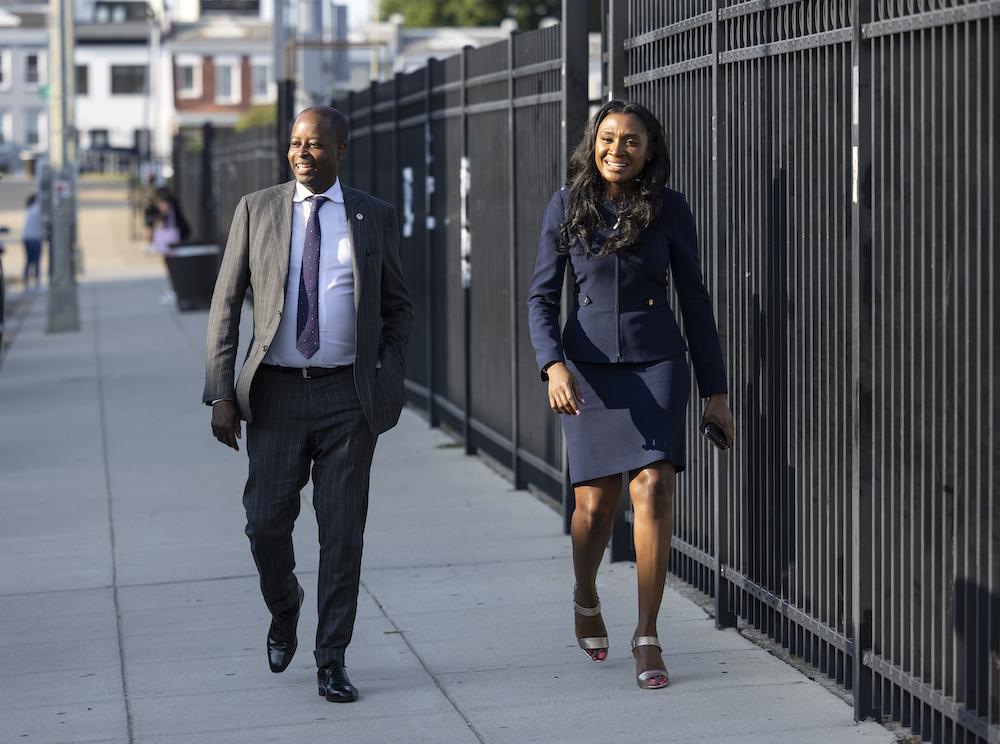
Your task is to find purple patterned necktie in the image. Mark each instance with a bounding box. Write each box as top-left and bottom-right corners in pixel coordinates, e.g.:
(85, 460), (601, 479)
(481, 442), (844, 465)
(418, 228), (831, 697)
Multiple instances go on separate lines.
(296, 195), (327, 359)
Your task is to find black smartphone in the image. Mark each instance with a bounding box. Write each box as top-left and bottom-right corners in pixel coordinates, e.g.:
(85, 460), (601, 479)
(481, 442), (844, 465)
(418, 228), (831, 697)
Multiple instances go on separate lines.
(702, 420), (729, 451)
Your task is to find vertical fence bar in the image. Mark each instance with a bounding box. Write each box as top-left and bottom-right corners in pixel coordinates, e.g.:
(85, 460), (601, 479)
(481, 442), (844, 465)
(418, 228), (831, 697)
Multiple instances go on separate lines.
(461, 46), (475, 456)
(200, 122), (214, 245)
(425, 59), (438, 428)
(711, 0), (736, 629)
(603, 0), (635, 563)
(392, 72), (400, 226)
(560, 0), (588, 534)
(607, 0), (627, 100)
(508, 32), (523, 488)
(851, 0), (874, 724)
(276, 79), (294, 184)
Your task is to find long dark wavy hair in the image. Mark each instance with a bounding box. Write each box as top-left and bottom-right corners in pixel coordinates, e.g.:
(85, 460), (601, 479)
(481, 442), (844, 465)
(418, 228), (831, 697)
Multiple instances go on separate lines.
(558, 100), (670, 256)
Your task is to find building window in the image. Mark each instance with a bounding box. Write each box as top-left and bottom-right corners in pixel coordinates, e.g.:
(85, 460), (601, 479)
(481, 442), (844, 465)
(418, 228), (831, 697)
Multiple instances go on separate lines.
(90, 129), (109, 149)
(25, 53), (45, 88)
(250, 60), (271, 103)
(176, 56), (202, 99)
(213, 57), (241, 105)
(94, 2), (138, 23)
(0, 50), (11, 91)
(25, 110), (45, 148)
(76, 65), (88, 96)
(111, 65), (147, 95)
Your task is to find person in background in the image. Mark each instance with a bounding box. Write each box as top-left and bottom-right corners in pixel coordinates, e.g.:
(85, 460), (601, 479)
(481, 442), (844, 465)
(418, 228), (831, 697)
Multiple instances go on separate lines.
(22, 194), (43, 290)
(150, 187), (190, 255)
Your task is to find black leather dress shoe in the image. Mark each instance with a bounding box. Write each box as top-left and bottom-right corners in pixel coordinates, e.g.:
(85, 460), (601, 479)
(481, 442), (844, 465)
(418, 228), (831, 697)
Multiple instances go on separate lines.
(317, 663), (359, 703)
(267, 585), (304, 673)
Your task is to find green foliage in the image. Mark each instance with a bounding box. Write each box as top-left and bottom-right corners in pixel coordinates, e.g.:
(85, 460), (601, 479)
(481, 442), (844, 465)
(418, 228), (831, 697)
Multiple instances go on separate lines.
(234, 104), (277, 132)
(380, 0), (563, 30)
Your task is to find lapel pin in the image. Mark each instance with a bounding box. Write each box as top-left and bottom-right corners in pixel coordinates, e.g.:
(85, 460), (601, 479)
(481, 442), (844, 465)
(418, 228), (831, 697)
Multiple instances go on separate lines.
(356, 213), (364, 220)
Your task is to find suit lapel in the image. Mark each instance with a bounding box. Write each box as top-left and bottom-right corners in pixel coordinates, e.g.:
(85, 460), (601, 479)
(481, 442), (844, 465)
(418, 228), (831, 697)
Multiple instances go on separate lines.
(271, 181), (295, 299)
(343, 187), (367, 312)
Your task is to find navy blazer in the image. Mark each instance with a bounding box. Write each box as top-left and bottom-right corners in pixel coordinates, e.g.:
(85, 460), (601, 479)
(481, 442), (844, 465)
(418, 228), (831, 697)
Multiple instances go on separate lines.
(527, 187), (727, 398)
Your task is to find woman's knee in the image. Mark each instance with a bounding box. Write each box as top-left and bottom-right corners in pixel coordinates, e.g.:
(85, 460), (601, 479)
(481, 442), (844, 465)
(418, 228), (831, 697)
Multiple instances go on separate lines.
(630, 468), (674, 518)
(573, 485), (619, 527)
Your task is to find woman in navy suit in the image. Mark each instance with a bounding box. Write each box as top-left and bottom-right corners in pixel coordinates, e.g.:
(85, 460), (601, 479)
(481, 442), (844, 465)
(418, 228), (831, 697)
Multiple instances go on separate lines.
(527, 100), (735, 689)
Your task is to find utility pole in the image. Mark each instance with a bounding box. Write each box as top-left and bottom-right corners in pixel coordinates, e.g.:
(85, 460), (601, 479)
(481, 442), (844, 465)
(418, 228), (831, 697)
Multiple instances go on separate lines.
(47, 0), (79, 332)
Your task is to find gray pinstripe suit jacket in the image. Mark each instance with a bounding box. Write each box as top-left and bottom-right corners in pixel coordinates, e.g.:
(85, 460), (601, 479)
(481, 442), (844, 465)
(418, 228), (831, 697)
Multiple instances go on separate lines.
(203, 180), (413, 435)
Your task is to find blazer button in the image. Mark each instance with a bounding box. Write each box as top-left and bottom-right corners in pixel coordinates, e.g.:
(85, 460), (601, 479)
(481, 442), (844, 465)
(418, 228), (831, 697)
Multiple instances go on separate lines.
(262, 344), (269, 352)
(647, 298), (655, 306)
(581, 295), (591, 305)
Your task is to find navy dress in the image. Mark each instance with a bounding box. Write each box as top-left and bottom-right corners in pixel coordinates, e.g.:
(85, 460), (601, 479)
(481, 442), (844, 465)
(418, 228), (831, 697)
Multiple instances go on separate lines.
(527, 187), (727, 484)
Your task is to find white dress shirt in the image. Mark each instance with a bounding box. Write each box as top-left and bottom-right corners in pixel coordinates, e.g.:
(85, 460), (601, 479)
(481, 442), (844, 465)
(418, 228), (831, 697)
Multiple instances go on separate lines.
(263, 178), (357, 368)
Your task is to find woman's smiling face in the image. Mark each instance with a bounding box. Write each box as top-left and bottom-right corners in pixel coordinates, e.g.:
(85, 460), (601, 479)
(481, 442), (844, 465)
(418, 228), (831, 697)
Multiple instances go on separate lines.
(593, 112), (653, 193)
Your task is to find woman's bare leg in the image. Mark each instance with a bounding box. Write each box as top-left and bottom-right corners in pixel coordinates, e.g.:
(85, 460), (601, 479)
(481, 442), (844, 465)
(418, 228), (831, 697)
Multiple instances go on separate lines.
(628, 461), (675, 684)
(571, 475), (622, 659)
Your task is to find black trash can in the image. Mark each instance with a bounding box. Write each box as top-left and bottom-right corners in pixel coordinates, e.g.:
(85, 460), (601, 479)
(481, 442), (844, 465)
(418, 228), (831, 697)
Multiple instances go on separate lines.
(163, 243), (219, 311)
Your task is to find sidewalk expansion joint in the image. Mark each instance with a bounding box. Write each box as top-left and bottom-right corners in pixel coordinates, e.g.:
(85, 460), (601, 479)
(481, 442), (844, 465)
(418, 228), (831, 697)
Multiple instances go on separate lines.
(301, 495), (486, 743)
(360, 577), (489, 744)
(92, 283), (137, 744)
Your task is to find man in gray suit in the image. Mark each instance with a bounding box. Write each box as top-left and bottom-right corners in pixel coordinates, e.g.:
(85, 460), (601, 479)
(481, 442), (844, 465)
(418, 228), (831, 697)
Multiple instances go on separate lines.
(204, 106), (412, 703)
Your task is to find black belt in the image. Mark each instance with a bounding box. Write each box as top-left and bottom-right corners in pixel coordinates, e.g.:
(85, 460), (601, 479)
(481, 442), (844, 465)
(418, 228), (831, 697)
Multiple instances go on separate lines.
(261, 363), (351, 379)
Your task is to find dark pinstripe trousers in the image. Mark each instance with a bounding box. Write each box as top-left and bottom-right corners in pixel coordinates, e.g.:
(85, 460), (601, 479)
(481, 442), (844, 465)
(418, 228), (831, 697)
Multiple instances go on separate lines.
(243, 365), (376, 669)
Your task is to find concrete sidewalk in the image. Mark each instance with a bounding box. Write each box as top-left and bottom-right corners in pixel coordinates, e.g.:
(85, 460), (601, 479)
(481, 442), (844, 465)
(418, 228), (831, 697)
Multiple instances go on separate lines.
(0, 278), (897, 744)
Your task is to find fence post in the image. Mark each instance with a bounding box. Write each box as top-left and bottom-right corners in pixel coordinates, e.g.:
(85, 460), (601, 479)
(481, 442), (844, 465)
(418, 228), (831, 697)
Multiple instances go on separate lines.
(600, 0), (634, 560)
(200, 122), (214, 244)
(508, 32), (524, 488)
(368, 85), (376, 195)
(461, 46), (476, 456)
(560, 0), (589, 534)
(710, 0), (736, 629)
(607, 0), (627, 100)
(276, 79), (295, 183)
(425, 59), (438, 428)
(392, 72), (401, 207)
(850, 0), (874, 723)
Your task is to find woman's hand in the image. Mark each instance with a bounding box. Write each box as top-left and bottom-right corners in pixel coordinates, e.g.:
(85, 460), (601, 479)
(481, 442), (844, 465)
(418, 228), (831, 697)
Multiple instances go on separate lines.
(547, 362), (585, 416)
(701, 394), (735, 447)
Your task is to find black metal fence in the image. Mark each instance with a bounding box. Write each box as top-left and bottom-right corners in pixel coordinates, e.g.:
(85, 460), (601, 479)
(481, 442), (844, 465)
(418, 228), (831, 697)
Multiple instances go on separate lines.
(173, 125), (280, 246)
(608, 1), (998, 742)
(332, 18), (590, 507)
(176, 1), (998, 741)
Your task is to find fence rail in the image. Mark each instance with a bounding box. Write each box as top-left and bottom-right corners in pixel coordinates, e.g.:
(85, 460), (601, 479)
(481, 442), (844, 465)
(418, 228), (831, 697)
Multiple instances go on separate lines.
(176, 2), (998, 742)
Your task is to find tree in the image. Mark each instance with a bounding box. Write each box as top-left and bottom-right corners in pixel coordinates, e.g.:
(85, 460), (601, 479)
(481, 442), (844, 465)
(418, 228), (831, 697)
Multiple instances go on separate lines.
(380, 0), (566, 31)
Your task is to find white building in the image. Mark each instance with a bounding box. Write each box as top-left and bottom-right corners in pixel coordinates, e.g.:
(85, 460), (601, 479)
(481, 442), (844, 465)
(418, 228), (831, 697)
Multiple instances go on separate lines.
(74, 0), (173, 166)
(0, 2), (49, 171)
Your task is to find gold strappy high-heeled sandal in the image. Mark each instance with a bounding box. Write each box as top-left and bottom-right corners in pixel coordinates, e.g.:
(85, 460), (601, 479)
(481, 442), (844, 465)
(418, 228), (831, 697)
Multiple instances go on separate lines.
(631, 636), (669, 689)
(574, 593), (609, 662)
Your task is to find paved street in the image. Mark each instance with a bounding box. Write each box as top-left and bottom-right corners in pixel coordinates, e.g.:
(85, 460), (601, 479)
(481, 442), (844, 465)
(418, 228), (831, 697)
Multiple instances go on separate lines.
(0, 179), (899, 743)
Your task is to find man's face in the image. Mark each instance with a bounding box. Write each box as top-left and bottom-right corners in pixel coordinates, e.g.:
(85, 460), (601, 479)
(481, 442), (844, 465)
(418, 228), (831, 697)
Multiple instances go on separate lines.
(287, 111), (345, 193)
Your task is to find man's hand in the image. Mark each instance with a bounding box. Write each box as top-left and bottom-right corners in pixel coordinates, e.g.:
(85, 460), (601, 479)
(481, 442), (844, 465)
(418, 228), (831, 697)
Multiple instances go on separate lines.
(701, 394), (735, 447)
(547, 362), (585, 416)
(211, 400), (242, 451)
